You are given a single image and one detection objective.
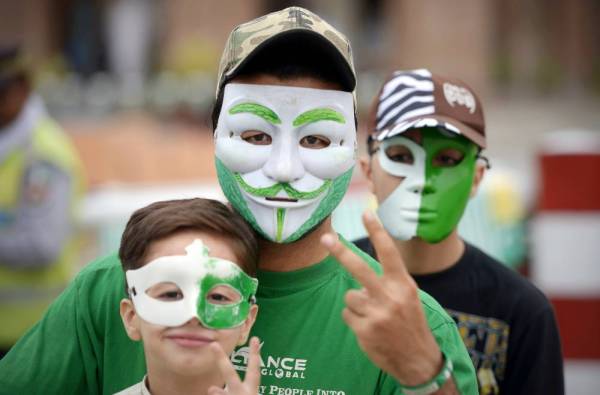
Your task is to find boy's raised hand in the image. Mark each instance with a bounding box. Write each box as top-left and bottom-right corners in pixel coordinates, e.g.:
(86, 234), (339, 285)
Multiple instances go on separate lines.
(320, 212), (447, 388)
(208, 337), (261, 395)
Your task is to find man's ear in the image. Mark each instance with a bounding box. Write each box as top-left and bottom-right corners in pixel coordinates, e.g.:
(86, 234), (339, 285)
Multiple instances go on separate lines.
(359, 156), (375, 194)
(120, 299), (142, 341)
(470, 162), (486, 197)
(237, 304), (259, 346)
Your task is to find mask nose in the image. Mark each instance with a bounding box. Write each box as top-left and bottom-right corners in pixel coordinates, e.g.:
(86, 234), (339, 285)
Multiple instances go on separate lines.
(263, 133), (305, 183)
(404, 175), (434, 195)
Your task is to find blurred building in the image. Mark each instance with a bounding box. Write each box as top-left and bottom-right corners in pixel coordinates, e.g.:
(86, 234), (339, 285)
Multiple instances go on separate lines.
(1, 1), (598, 99)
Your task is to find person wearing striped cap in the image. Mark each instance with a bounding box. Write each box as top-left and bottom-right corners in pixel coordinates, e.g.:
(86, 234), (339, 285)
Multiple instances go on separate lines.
(356, 69), (564, 394)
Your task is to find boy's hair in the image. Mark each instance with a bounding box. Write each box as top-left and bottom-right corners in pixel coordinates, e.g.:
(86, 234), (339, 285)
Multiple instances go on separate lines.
(119, 198), (259, 276)
(211, 32), (350, 131)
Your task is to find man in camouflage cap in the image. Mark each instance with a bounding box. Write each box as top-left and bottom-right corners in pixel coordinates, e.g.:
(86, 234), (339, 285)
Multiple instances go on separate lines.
(0, 7), (476, 395)
(211, 7), (476, 395)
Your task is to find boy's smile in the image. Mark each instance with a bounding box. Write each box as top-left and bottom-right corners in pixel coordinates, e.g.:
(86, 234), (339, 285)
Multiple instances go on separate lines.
(163, 326), (216, 348)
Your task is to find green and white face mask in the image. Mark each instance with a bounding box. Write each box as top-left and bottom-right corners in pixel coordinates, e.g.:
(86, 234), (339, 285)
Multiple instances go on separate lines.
(376, 127), (478, 243)
(214, 83), (356, 243)
(126, 239), (258, 330)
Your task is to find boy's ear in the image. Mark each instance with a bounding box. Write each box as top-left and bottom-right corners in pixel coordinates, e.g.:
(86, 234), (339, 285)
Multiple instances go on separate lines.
(120, 299), (142, 341)
(470, 162), (486, 197)
(237, 304), (259, 346)
(359, 156), (375, 195)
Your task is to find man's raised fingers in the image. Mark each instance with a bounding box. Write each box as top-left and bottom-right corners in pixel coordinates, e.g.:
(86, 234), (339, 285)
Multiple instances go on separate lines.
(363, 211), (410, 280)
(321, 233), (383, 296)
(345, 289), (370, 317)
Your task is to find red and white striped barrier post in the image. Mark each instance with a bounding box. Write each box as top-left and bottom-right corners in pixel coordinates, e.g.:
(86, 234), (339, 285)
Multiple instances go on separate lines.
(531, 130), (600, 393)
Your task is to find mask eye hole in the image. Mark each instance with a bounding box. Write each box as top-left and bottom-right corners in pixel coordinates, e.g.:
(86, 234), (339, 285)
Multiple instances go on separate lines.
(384, 145), (414, 164)
(206, 285), (241, 305)
(299, 135), (331, 149)
(432, 148), (465, 167)
(241, 130), (272, 145)
(145, 282), (183, 302)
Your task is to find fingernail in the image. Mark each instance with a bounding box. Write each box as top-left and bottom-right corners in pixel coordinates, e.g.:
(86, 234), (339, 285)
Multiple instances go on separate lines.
(364, 211), (376, 222)
(321, 234), (335, 248)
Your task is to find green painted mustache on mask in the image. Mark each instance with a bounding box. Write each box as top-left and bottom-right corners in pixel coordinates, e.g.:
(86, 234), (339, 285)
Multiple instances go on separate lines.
(233, 173), (332, 200)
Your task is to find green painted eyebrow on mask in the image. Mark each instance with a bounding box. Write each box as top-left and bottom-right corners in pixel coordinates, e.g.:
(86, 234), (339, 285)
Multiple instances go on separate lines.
(293, 108), (346, 127)
(228, 103), (281, 125)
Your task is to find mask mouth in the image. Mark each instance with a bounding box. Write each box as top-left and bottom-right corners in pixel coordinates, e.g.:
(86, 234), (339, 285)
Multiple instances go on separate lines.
(242, 187), (327, 209)
(398, 208), (438, 222)
(266, 196), (299, 203)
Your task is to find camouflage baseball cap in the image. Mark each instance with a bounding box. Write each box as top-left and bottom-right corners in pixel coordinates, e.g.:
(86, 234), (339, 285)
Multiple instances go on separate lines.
(216, 6), (356, 97)
(368, 69), (486, 148)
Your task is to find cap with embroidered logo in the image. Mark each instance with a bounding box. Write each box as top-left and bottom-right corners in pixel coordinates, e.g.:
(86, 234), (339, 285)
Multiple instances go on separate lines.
(367, 69), (486, 148)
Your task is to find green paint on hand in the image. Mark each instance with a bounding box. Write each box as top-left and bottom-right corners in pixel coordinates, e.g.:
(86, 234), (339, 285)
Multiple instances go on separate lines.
(293, 108), (345, 127)
(229, 103), (281, 124)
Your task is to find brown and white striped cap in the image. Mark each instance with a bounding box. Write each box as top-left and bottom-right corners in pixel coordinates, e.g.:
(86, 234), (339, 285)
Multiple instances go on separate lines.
(367, 69), (486, 148)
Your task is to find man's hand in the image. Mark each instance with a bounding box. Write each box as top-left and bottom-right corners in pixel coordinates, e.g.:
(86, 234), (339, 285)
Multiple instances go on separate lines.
(208, 337), (261, 395)
(321, 212), (446, 388)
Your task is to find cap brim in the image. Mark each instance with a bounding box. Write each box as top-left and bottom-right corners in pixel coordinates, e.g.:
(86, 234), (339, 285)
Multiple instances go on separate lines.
(376, 114), (486, 148)
(224, 29), (355, 92)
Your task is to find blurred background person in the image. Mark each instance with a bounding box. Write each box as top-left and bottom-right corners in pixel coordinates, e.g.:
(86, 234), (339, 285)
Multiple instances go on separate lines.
(0, 45), (83, 358)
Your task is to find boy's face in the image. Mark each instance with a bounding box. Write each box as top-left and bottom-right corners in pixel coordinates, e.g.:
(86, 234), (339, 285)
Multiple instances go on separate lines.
(119, 230), (258, 376)
(214, 75), (356, 243)
(362, 128), (484, 243)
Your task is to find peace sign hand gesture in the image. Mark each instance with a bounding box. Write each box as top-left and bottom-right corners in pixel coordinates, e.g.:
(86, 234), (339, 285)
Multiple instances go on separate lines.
(321, 212), (453, 391)
(208, 337), (261, 395)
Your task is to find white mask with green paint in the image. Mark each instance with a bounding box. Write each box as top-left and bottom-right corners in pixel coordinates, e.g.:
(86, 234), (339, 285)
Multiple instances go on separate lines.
(126, 239), (258, 329)
(214, 83), (356, 243)
(376, 128), (478, 243)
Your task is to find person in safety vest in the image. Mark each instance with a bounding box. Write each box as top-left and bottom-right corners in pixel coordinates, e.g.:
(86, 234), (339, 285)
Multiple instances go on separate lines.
(0, 45), (83, 358)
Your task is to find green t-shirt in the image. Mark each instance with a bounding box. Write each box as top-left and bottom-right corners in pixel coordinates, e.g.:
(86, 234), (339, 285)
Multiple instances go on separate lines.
(0, 241), (477, 395)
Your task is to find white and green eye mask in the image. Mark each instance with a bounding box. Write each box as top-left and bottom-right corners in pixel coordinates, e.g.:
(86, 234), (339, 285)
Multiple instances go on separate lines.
(126, 239), (258, 329)
(214, 83), (356, 243)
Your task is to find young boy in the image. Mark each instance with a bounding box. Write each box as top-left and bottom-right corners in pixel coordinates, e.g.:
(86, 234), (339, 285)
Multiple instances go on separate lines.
(114, 198), (261, 395)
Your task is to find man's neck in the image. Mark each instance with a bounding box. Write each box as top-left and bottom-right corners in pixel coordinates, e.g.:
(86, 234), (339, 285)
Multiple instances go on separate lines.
(258, 217), (334, 272)
(146, 365), (222, 395)
(393, 230), (465, 275)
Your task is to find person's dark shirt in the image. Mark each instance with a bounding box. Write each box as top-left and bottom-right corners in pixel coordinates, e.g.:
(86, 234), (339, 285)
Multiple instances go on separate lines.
(354, 237), (564, 395)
